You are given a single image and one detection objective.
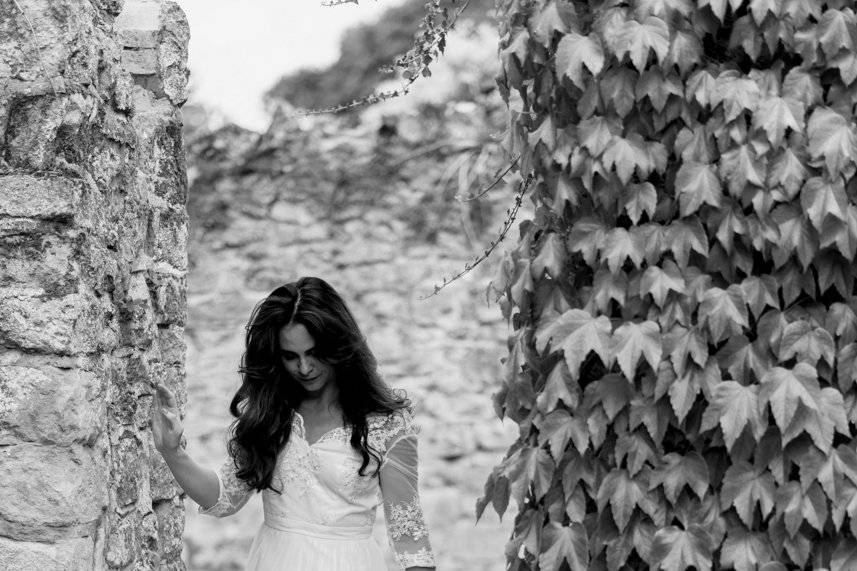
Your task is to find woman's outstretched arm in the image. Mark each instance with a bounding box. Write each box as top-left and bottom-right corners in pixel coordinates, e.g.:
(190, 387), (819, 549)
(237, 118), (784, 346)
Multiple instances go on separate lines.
(150, 383), (220, 509)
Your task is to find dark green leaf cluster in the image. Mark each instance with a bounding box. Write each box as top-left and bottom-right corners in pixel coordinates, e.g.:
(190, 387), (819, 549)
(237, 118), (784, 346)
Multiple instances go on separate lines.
(481, 0), (857, 569)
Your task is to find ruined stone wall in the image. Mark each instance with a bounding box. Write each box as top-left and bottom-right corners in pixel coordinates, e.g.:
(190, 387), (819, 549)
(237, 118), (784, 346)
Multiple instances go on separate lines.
(0, 0), (189, 568)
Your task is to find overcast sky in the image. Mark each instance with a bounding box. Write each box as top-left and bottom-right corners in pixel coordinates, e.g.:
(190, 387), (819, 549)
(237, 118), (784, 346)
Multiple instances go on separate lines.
(176, 0), (407, 130)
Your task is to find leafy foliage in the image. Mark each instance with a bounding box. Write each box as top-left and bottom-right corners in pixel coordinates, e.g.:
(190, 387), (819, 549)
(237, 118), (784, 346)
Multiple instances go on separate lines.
(480, 0), (857, 568)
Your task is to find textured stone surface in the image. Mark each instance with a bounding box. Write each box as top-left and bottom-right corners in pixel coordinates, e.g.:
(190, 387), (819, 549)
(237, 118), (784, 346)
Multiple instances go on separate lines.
(1, 0), (188, 567)
(0, 536), (95, 571)
(0, 443), (107, 541)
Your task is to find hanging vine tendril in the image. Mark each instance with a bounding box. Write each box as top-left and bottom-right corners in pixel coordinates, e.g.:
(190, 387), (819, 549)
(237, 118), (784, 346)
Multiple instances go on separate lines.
(418, 171), (533, 300)
(302, 0), (471, 115)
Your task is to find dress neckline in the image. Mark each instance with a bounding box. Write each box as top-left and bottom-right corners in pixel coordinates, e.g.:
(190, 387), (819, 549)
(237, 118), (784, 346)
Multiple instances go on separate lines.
(293, 410), (346, 447)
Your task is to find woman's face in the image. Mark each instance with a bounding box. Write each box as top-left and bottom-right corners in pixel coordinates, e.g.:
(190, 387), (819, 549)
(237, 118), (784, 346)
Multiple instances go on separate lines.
(278, 323), (336, 396)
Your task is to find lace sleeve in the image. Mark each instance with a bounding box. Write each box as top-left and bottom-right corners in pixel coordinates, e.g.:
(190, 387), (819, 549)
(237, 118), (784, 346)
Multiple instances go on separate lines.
(196, 455), (254, 517)
(377, 409), (436, 569)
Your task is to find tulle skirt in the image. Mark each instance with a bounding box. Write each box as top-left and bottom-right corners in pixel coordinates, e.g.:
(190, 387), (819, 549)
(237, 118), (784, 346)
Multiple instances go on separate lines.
(245, 521), (388, 571)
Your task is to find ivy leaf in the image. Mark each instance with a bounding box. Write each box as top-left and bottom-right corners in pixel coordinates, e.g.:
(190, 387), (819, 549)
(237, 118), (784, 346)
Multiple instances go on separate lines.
(589, 373), (635, 421)
(601, 227), (645, 273)
(597, 469), (662, 532)
(719, 144), (765, 195)
(650, 525), (713, 571)
(503, 446), (555, 506)
(827, 302), (857, 346)
(687, 69), (718, 107)
(807, 106), (857, 175)
(666, 29), (702, 75)
(800, 176), (848, 231)
(782, 67), (823, 108)
(776, 481), (828, 536)
(538, 522), (589, 571)
(676, 125), (715, 163)
(532, 233), (567, 280)
(784, 387), (849, 453)
(552, 173), (582, 214)
(712, 73), (761, 122)
(568, 216), (607, 267)
(649, 452), (709, 503)
(700, 381), (766, 451)
(676, 161), (723, 215)
(538, 409), (576, 460)
(739, 276), (779, 320)
(611, 320), (663, 380)
(615, 16), (670, 72)
(770, 204), (817, 270)
(636, 68), (683, 113)
(699, 285), (749, 343)
(667, 362), (718, 423)
(630, 395), (671, 445)
(817, 9), (856, 59)
(556, 33), (605, 89)
(664, 324), (708, 377)
(768, 147), (808, 200)
(602, 134), (651, 185)
(600, 67), (638, 118)
(717, 334), (773, 384)
(589, 268), (628, 313)
(614, 430), (658, 476)
(535, 360), (579, 412)
(500, 29), (530, 69)
(578, 116), (617, 157)
(752, 96), (803, 148)
(667, 218), (709, 268)
(640, 261), (686, 307)
(777, 319), (836, 366)
(831, 538), (857, 571)
(720, 462), (776, 527)
(529, 1), (569, 47)
(535, 308), (613, 377)
(758, 363), (821, 432)
(838, 343), (857, 391)
(720, 525), (775, 571)
(622, 182), (657, 224)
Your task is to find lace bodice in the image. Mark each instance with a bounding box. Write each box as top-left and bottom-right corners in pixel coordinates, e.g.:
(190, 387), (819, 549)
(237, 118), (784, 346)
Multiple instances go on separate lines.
(197, 407), (436, 570)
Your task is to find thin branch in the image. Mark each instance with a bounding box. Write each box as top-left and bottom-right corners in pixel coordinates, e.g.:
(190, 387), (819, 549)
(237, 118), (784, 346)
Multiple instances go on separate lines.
(418, 173), (534, 300)
(455, 155), (520, 202)
(296, 0), (472, 115)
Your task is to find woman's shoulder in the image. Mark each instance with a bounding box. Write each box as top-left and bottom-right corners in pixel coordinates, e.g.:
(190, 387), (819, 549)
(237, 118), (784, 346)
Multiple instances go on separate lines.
(366, 405), (418, 448)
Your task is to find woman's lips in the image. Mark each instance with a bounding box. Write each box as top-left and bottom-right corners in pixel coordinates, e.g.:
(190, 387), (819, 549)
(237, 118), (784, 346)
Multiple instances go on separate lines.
(301, 375), (319, 382)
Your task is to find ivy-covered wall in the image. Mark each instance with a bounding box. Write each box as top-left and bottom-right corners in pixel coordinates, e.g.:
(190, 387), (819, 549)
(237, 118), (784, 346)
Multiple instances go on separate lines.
(481, 1), (857, 569)
(0, 0), (189, 568)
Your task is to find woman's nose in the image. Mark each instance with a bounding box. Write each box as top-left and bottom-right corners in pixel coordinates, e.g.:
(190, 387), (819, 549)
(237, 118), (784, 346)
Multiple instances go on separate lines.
(298, 358), (313, 374)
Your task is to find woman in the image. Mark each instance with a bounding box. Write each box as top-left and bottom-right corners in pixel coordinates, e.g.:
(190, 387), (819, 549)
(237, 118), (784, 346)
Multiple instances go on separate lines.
(150, 276), (436, 570)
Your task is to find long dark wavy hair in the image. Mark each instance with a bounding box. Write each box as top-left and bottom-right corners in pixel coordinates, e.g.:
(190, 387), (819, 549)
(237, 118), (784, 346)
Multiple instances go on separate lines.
(226, 276), (411, 494)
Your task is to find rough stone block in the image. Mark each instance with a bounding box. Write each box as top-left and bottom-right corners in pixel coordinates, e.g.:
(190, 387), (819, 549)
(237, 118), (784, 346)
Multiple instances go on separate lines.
(0, 230), (79, 295)
(0, 289), (107, 354)
(0, 443), (107, 541)
(0, 536), (94, 571)
(114, 0), (160, 47)
(151, 208), (188, 270)
(154, 500), (184, 559)
(120, 47), (159, 75)
(0, 365), (104, 446)
(0, 175), (81, 220)
(148, 269), (186, 325)
(157, 324), (184, 364)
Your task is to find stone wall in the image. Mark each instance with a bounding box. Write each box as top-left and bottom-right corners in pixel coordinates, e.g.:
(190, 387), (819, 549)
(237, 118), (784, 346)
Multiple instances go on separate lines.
(0, 0), (189, 568)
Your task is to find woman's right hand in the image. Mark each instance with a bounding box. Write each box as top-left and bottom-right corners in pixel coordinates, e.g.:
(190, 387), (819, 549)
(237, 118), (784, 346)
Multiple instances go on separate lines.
(151, 383), (184, 454)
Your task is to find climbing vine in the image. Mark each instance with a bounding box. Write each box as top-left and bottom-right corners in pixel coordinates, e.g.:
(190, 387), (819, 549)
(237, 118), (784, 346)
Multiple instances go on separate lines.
(478, 1), (857, 569)
(304, 0), (471, 114)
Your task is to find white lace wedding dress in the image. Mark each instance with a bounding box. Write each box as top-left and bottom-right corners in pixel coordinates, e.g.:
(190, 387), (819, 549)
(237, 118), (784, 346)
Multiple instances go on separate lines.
(196, 407), (436, 570)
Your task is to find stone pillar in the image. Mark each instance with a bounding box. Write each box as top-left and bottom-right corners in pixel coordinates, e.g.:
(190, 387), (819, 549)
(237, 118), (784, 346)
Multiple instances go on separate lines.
(0, 0), (189, 568)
